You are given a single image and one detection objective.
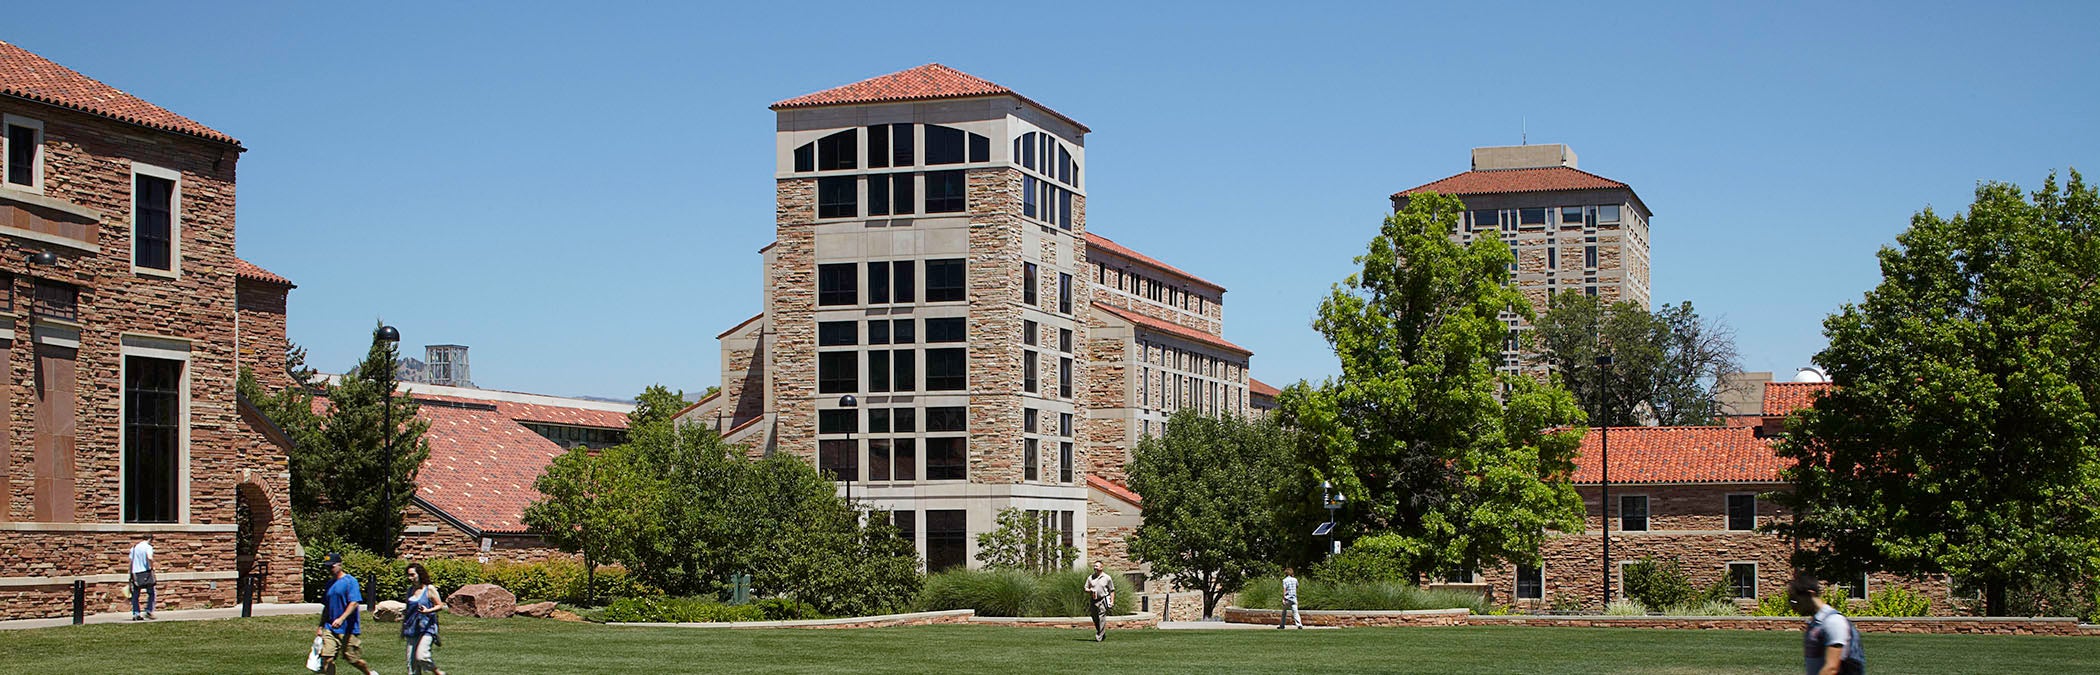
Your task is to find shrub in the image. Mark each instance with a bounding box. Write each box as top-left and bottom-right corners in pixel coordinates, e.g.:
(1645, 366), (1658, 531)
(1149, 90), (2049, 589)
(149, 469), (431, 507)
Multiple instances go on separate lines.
(1863, 586), (1931, 617)
(1621, 557), (1725, 611)
(917, 569), (1133, 617)
(600, 596), (765, 623)
(753, 597), (823, 621)
(1663, 600), (1741, 616)
(297, 544), (649, 607)
(1605, 599), (1648, 616)
(1309, 534), (1413, 585)
(421, 558), (486, 597)
(1238, 577), (1485, 613)
(1751, 593), (1794, 617)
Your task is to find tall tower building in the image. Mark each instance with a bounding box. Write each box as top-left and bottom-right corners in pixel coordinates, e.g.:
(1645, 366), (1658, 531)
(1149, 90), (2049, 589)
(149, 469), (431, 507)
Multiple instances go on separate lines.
(681, 65), (1261, 574)
(1391, 145), (1652, 371)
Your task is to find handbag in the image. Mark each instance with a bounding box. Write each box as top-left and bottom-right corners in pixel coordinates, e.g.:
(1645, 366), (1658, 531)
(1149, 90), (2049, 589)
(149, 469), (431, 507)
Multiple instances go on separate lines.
(305, 636), (325, 672)
(132, 569), (156, 588)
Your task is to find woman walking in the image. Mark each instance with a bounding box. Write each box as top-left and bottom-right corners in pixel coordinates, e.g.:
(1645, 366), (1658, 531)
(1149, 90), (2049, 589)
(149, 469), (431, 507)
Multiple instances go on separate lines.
(401, 563), (446, 675)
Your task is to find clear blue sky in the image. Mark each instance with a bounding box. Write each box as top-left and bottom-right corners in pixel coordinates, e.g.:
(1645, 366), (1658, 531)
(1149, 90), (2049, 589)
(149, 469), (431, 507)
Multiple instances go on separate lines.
(8, 2), (2096, 399)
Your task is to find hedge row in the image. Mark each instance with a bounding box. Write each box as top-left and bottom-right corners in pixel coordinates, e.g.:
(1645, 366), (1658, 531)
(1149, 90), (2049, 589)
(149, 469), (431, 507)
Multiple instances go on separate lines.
(916, 569), (1135, 617)
(302, 545), (650, 605)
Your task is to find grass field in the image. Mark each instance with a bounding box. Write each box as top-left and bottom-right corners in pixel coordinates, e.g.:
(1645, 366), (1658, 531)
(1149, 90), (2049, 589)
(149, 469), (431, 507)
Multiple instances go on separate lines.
(1, 614), (2092, 674)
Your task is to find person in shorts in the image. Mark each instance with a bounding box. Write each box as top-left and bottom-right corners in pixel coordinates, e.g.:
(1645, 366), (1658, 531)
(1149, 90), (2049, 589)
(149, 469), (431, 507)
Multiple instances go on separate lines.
(1790, 574), (1865, 675)
(316, 553), (376, 675)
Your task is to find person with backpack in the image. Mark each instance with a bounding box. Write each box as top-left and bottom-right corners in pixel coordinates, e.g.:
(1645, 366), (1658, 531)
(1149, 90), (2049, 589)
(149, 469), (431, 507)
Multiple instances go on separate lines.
(1790, 574), (1866, 675)
(128, 533), (156, 620)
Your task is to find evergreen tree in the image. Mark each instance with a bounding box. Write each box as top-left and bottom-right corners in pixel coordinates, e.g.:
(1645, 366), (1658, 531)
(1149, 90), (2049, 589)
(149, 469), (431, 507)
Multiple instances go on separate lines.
(291, 324), (431, 556)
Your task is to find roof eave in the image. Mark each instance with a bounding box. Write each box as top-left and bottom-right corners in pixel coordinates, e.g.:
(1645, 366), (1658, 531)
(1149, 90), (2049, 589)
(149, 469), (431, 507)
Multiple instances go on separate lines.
(1, 90), (243, 149)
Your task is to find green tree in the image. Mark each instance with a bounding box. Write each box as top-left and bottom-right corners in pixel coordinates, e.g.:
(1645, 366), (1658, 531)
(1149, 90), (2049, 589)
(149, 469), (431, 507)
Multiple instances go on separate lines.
(1279, 193), (1588, 581)
(629, 384), (688, 429)
(1531, 293), (1744, 426)
(1126, 410), (1302, 617)
(291, 324), (432, 556)
(1775, 171), (2100, 616)
(523, 446), (628, 603)
(976, 507), (1078, 573)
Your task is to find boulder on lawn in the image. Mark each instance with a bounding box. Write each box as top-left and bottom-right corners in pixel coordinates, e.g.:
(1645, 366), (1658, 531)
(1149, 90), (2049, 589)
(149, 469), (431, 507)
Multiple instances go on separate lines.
(373, 600), (407, 623)
(446, 584), (518, 619)
(516, 601), (557, 618)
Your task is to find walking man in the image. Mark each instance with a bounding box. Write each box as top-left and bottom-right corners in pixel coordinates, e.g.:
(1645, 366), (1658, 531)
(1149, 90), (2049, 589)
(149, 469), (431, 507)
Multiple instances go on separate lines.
(1789, 574), (1865, 675)
(317, 553), (377, 675)
(1085, 561), (1115, 642)
(128, 533), (155, 620)
(1277, 567), (1302, 629)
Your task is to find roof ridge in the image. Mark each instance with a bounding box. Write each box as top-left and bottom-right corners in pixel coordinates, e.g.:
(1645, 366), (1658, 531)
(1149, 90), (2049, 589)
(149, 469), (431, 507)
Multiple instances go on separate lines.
(0, 40), (238, 145)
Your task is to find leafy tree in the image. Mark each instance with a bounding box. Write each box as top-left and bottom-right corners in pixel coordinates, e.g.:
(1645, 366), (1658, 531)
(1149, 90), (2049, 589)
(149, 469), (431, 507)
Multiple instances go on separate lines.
(1126, 410), (1301, 618)
(629, 384), (688, 428)
(523, 446), (630, 604)
(1279, 193), (1588, 582)
(289, 324), (432, 556)
(1530, 293), (1744, 426)
(976, 507), (1078, 572)
(1775, 171), (2100, 616)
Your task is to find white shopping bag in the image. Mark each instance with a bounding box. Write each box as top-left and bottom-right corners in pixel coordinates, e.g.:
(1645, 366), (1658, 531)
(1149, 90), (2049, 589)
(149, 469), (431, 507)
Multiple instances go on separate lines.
(306, 635), (325, 672)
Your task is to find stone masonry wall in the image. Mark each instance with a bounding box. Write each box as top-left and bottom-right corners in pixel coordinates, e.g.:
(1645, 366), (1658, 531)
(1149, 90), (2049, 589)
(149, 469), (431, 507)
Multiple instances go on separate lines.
(235, 278), (290, 392)
(767, 179), (818, 462)
(964, 167), (1025, 484)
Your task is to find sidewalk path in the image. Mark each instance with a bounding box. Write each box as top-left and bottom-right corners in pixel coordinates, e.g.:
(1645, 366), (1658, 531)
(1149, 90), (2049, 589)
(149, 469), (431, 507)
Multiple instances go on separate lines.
(1157, 620), (1339, 630)
(0, 603), (323, 631)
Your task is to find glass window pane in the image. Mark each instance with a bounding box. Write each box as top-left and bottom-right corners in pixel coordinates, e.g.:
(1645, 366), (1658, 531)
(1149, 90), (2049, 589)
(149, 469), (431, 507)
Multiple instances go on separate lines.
(925, 125), (965, 165)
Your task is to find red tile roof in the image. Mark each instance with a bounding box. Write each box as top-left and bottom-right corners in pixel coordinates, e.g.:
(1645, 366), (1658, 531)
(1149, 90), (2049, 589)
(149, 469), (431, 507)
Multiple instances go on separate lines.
(1570, 425), (1789, 485)
(1085, 232), (1225, 293)
(1087, 475), (1141, 506)
(0, 40), (238, 145)
(1248, 378), (1282, 398)
(234, 259), (294, 287)
(1092, 301), (1251, 356)
(770, 63), (1090, 134)
(1394, 166), (1629, 199)
(1762, 382), (1832, 416)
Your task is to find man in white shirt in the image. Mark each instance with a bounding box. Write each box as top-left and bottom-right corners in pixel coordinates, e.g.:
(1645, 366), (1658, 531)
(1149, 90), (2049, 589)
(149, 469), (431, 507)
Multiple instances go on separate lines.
(129, 533), (156, 620)
(1278, 567), (1303, 629)
(1084, 562), (1115, 642)
(1791, 574), (1865, 675)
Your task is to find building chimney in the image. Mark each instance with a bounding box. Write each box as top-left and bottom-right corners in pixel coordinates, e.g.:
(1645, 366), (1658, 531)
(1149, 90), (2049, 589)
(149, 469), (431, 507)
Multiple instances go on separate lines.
(1471, 144), (1577, 171)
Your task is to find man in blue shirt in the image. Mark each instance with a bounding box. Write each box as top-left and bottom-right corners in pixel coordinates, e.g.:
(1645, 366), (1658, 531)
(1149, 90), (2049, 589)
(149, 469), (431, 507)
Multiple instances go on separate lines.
(1790, 574), (1865, 675)
(317, 553), (376, 675)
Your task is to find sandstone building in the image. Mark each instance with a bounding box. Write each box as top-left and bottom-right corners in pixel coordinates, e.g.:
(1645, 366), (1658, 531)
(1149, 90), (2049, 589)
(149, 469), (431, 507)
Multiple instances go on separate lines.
(678, 65), (1261, 573)
(1392, 145), (1652, 373)
(0, 40), (301, 619)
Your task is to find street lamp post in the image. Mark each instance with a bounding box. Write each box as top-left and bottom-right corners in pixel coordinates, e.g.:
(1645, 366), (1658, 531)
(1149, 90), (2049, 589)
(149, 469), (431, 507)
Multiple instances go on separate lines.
(838, 394), (858, 504)
(376, 325), (400, 540)
(1595, 354), (1614, 606)
(1320, 480), (1345, 556)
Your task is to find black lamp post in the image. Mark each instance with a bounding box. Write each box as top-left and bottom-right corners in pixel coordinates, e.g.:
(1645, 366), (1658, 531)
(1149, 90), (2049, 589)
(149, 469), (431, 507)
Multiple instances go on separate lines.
(1594, 354), (1613, 606)
(838, 394), (857, 504)
(376, 325), (400, 535)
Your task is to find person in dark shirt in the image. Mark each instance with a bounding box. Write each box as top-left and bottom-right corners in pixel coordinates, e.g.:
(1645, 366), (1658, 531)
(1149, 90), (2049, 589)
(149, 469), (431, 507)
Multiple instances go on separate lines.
(316, 553), (376, 675)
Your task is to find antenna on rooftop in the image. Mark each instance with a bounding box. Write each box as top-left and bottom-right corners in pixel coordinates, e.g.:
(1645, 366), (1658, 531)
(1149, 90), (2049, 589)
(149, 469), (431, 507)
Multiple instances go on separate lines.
(1521, 117), (1527, 145)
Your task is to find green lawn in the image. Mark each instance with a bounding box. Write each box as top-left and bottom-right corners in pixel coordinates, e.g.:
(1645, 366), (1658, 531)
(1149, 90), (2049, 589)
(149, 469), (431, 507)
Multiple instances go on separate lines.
(0, 615), (2091, 674)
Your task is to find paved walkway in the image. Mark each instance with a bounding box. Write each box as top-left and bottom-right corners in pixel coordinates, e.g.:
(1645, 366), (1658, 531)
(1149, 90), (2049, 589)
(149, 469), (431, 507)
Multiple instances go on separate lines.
(0, 603), (323, 631)
(1158, 620), (1338, 630)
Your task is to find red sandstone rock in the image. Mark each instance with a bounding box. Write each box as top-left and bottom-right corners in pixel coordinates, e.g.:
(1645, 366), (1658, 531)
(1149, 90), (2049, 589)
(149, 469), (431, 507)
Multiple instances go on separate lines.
(445, 584), (517, 618)
(516, 601), (557, 618)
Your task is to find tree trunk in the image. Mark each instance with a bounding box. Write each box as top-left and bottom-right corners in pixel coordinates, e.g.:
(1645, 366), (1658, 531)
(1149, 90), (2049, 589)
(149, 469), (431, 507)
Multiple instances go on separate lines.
(1986, 579), (2007, 617)
(1202, 586), (1218, 619)
(584, 552), (596, 606)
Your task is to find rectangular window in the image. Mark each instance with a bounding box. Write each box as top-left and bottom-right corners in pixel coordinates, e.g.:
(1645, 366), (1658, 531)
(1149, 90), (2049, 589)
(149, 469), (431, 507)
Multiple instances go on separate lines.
(926, 317), (966, 343)
(817, 351), (858, 393)
(1059, 442), (1073, 483)
(891, 124), (914, 167)
(892, 509), (915, 545)
(1022, 175), (1038, 219)
(924, 170), (966, 213)
(892, 350), (915, 392)
(1729, 563), (1758, 599)
(867, 262), (891, 304)
(34, 280), (77, 321)
(1619, 495), (1649, 532)
(6, 121), (40, 187)
(1059, 328), (1072, 353)
(1057, 273), (1072, 314)
(894, 408), (916, 433)
(925, 437), (967, 480)
(868, 320), (890, 345)
(924, 126), (965, 165)
(1058, 190), (1072, 230)
(818, 321), (857, 346)
(926, 510), (967, 571)
(1058, 357), (1072, 398)
(968, 133), (990, 163)
(1548, 248), (1558, 269)
(1023, 263), (1039, 306)
(1597, 205), (1621, 223)
(926, 406), (968, 432)
(868, 175), (891, 216)
(868, 349), (891, 392)
(1023, 320), (1037, 346)
(925, 348), (966, 390)
(1517, 565), (1544, 600)
(818, 439), (856, 482)
(1023, 408), (1038, 433)
(1059, 412), (1073, 437)
(123, 356), (182, 523)
(793, 144), (814, 172)
(868, 408), (891, 433)
(1023, 351), (1038, 393)
(1561, 206), (1584, 224)
(1585, 246), (1598, 268)
(925, 259), (966, 302)
(892, 259), (915, 303)
(867, 125), (890, 169)
(867, 438), (892, 481)
(1727, 494), (1756, 531)
(817, 263), (857, 306)
(1025, 438), (1040, 481)
(817, 176), (857, 218)
(818, 409), (858, 434)
(134, 172), (176, 271)
(1844, 573), (1869, 600)
(894, 437), (917, 480)
(1519, 208), (1547, 226)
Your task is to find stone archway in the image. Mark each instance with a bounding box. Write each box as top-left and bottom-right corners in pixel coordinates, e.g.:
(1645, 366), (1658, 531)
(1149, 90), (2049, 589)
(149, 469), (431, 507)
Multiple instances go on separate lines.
(234, 473), (276, 580)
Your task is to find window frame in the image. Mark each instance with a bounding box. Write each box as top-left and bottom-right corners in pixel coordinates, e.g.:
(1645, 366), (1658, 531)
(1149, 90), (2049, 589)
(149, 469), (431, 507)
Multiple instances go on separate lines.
(924, 259), (966, 302)
(1516, 564), (1544, 600)
(1728, 561), (1758, 599)
(119, 336), (192, 524)
(817, 263), (858, 306)
(4, 115), (46, 193)
(1618, 494), (1649, 532)
(1726, 493), (1757, 532)
(131, 162), (183, 277)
